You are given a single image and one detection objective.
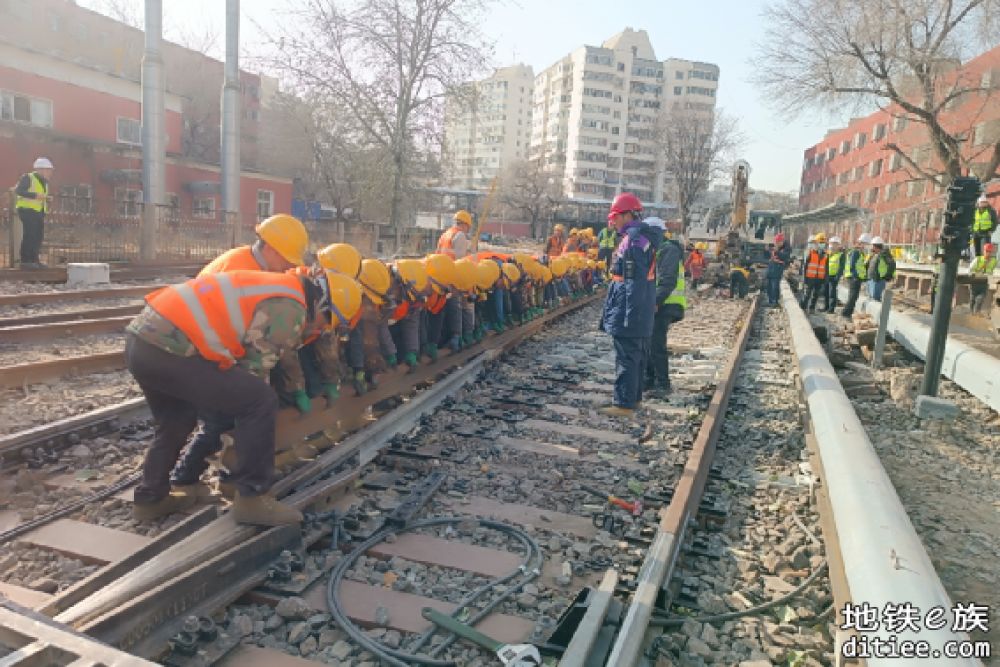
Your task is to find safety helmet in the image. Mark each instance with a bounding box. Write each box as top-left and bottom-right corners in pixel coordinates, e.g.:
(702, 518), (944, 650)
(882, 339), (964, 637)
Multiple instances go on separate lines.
(829, 236), (842, 244)
(502, 263), (521, 284)
(608, 192), (642, 220)
(452, 258), (478, 292)
(423, 253), (456, 294)
(597, 259), (607, 271)
(321, 271), (363, 330)
(475, 260), (501, 290)
(454, 210), (473, 227)
(773, 233), (785, 245)
(858, 233), (873, 244)
(814, 232), (827, 243)
(255, 214), (309, 266)
(978, 196), (989, 205)
(550, 257), (568, 277)
(870, 235), (885, 246)
(554, 224), (565, 233)
(583, 228), (595, 238)
(985, 243), (996, 253)
(393, 258), (428, 293)
(586, 259), (596, 269)
(569, 228), (580, 236)
(357, 258), (392, 305)
(33, 157), (54, 170)
(540, 266), (553, 284)
(317, 243), (362, 278)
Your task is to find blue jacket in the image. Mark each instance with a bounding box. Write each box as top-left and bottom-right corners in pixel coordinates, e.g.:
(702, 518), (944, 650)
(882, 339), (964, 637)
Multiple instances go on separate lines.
(767, 242), (791, 279)
(600, 221), (660, 338)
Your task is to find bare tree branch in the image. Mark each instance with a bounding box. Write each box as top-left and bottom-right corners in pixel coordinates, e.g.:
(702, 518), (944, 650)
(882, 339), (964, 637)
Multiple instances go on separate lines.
(497, 159), (562, 238)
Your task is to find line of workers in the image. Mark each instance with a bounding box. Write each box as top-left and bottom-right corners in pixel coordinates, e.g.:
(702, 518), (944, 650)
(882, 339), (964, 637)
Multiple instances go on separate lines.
(125, 212), (604, 525)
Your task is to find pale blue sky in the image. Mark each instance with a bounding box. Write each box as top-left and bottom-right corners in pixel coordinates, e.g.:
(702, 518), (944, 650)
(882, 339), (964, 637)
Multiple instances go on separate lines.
(80, 0), (854, 192)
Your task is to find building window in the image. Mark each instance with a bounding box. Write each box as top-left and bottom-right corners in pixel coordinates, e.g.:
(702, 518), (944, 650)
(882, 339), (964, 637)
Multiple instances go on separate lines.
(826, 147), (836, 161)
(1, 90), (53, 128)
(889, 152), (903, 171)
(840, 140), (850, 155)
(892, 116), (908, 132)
(854, 132), (867, 149)
(115, 187), (143, 217)
(673, 86), (682, 95)
(165, 193), (180, 213)
(853, 166), (865, 181)
(675, 71), (684, 79)
(117, 117), (141, 145)
(194, 197), (216, 218)
(617, 63), (625, 71)
(873, 123), (886, 141)
(869, 158), (883, 177)
(866, 187), (879, 204)
(58, 185), (92, 214)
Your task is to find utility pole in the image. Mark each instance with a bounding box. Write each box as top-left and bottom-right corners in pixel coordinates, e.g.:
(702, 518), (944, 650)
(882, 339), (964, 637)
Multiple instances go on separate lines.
(920, 176), (980, 397)
(221, 0), (241, 246)
(140, 0), (165, 261)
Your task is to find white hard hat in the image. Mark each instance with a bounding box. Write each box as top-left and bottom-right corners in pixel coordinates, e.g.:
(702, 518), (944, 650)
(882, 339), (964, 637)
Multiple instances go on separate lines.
(977, 196), (988, 205)
(829, 236), (842, 244)
(871, 235), (885, 245)
(33, 157), (54, 170)
(643, 216), (665, 230)
(858, 233), (873, 244)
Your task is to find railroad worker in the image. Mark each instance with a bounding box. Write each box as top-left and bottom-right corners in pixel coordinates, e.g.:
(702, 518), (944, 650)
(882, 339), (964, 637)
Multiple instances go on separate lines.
(563, 229), (582, 254)
(800, 232), (829, 313)
(599, 192), (658, 417)
(387, 259), (430, 370)
(841, 233), (871, 318)
(973, 196), (997, 257)
(824, 236), (845, 313)
(125, 270), (362, 524)
(546, 224), (566, 257)
(317, 242), (363, 279)
(421, 254), (456, 360)
(684, 243), (706, 291)
(730, 262), (751, 299)
(866, 236), (895, 301)
(969, 243), (997, 314)
(472, 259), (502, 338)
(437, 210), (473, 259)
(348, 259), (397, 394)
(644, 217), (684, 396)
(765, 233), (791, 307)
(597, 220), (619, 270)
(14, 157), (54, 269)
(200, 214), (309, 275)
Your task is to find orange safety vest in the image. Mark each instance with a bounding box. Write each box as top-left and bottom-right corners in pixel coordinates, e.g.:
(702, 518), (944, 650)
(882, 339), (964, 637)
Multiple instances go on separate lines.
(389, 301), (410, 322)
(804, 250), (828, 280)
(199, 246), (264, 276)
(146, 271), (306, 369)
(476, 251), (511, 262)
(546, 236), (564, 256)
(437, 226), (463, 258)
(426, 292), (447, 315)
(563, 237), (580, 254)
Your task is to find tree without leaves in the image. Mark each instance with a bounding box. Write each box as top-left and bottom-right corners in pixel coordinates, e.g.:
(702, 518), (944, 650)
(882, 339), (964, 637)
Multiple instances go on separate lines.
(656, 110), (743, 235)
(265, 0), (493, 231)
(756, 0), (1000, 187)
(498, 159), (563, 239)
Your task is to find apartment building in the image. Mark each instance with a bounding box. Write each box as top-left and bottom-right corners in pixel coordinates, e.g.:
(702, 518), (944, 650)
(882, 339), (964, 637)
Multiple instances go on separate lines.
(530, 28), (718, 203)
(442, 64), (534, 189)
(798, 43), (1000, 245)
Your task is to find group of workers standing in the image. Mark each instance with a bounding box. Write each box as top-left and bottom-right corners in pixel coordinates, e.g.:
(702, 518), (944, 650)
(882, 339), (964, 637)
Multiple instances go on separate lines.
(125, 212), (601, 524)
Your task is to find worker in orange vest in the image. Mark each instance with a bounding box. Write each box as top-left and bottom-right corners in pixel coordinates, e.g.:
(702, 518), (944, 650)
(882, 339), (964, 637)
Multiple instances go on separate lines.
(800, 232), (829, 313)
(421, 254), (456, 360)
(437, 210), (473, 258)
(200, 214), (309, 275)
(562, 229), (581, 254)
(386, 259), (430, 371)
(125, 270), (362, 524)
(546, 225), (566, 256)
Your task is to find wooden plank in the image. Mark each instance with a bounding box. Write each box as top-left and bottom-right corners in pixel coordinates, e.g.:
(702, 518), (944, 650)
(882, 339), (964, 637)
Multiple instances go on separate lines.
(519, 419), (633, 444)
(304, 580), (534, 643)
(0, 582), (53, 609)
(19, 519), (151, 564)
(219, 646), (322, 667)
(367, 533), (522, 578)
(449, 496), (597, 539)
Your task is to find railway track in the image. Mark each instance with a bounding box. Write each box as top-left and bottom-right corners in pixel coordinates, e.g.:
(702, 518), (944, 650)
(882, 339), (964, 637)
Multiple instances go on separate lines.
(0, 263), (202, 284)
(0, 286), (984, 666)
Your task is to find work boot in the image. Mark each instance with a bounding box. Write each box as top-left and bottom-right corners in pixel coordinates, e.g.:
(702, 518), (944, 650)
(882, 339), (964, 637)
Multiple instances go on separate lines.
(597, 405), (635, 418)
(171, 481), (214, 498)
(232, 492), (303, 527)
(449, 336), (462, 352)
(132, 492), (197, 521)
(423, 343), (438, 361)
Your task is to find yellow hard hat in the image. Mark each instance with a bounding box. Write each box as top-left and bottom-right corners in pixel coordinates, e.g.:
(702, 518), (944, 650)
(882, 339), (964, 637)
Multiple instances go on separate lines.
(502, 263), (520, 284)
(255, 214), (308, 266)
(322, 271), (362, 329)
(586, 259), (596, 269)
(512, 252), (531, 266)
(814, 232), (827, 243)
(393, 258), (428, 293)
(550, 257), (567, 277)
(587, 247), (598, 259)
(423, 253), (456, 294)
(582, 228), (594, 238)
(475, 260), (501, 291)
(554, 224), (565, 233)
(454, 210), (473, 227)
(540, 266), (553, 284)
(358, 258), (391, 305)
(453, 258), (478, 292)
(597, 259), (607, 270)
(317, 243), (362, 278)
(569, 228), (579, 236)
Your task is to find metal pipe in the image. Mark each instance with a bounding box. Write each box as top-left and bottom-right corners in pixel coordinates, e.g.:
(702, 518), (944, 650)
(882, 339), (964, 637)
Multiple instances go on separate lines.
(140, 0), (165, 261)
(221, 0), (241, 217)
(782, 281), (979, 666)
(921, 252), (959, 396)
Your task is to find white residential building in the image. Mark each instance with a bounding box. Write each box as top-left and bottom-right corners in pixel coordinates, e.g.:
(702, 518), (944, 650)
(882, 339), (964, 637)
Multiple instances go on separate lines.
(530, 28), (718, 204)
(442, 64), (534, 190)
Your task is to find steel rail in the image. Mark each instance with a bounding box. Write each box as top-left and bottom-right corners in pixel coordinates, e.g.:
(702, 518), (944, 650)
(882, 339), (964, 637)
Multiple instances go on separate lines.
(0, 263), (203, 284)
(0, 305), (143, 328)
(605, 295), (759, 667)
(0, 351), (126, 389)
(0, 285), (157, 308)
(0, 316), (134, 343)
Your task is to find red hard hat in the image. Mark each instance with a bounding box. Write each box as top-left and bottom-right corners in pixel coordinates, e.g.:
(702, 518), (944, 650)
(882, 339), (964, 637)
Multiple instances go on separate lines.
(773, 233), (785, 244)
(986, 243), (996, 253)
(608, 192), (643, 220)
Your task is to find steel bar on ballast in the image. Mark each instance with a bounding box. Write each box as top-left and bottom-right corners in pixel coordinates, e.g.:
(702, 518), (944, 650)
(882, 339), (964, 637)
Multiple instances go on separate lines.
(559, 570), (618, 667)
(783, 281), (979, 666)
(0, 286), (156, 307)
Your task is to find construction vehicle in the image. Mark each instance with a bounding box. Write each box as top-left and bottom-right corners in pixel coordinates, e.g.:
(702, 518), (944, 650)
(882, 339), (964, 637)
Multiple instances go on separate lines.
(715, 160), (782, 267)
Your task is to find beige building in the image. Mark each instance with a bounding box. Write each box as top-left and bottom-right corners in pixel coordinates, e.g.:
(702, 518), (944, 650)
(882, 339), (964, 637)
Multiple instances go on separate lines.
(442, 64), (534, 189)
(530, 28), (718, 203)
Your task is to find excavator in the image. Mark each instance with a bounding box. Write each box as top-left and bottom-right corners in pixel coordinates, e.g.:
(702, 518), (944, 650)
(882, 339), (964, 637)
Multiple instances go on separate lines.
(715, 160), (782, 267)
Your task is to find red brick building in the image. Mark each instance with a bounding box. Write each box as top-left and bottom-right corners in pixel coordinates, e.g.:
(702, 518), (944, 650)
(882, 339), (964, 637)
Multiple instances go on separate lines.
(797, 44), (1000, 252)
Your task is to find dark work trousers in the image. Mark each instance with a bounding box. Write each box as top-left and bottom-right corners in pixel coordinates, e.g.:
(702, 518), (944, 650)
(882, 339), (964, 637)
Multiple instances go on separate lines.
(824, 276), (841, 312)
(730, 273), (749, 299)
(444, 296), (463, 343)
(170, 411), (233, 485)
(423, 307), (445, 349)
(597, 248), (613, 267)
(646, 309), (676, 389)
(970, 282), (989, 313)
(17, 208), (44, 264)
(801, 277), (825, 311)
(613, 336), (649, 409)
(126, 334), (278, 503)
(974, 233), (991, 257)
(766, 277), (781, 306)
(841, 278), (864, 318)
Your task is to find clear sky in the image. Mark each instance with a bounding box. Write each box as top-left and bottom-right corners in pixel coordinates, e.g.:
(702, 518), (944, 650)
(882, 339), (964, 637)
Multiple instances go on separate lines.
(79, 0), (854, 193)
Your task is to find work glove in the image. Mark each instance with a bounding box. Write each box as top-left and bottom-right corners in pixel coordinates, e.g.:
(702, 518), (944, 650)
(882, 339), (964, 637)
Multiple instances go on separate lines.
(353, 370), (367, 396)
(323, 383), (339, 403)
(384, 353), (398, 368)
(292, 390), (311, 414)
(404, 352), (419, 370)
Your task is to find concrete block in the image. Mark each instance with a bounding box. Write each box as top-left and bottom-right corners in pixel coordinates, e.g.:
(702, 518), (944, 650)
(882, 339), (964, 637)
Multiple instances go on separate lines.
(66, 263), (110, 286)
(913, 395), (960, 421)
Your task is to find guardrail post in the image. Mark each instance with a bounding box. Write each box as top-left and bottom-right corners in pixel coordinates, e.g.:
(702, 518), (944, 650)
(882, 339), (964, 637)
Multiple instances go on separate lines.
(872, 288), (892, 369)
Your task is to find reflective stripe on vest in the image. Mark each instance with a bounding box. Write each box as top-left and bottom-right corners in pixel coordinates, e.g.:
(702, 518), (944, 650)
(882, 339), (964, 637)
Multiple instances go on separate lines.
(199, 246), (264, 276)
(15, 172), (47, 213)
(598, 228), (617, 250)
(845, 251), (867, 280)
(827, 250), (844, 277)
(804, 250), (828, 279)
(147, 271), (305, 369)
(971, 256), (998, 274)
(546, 236), (563, 256)
(437, 226), (461, 257)
(974, 209), (992, 232)
(663, 260), (687, 309)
